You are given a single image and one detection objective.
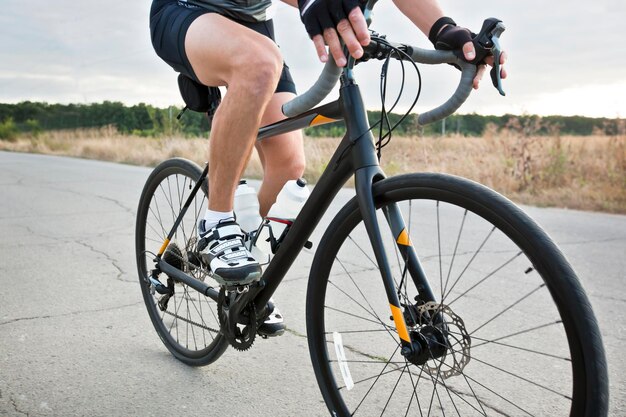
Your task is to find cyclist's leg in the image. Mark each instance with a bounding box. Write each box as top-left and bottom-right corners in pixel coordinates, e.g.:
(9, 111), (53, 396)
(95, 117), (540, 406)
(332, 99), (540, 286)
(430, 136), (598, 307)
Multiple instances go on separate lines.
(184, 13), (283, 284)
(185, 13), (283, 213)
(255, 92), (306, 216)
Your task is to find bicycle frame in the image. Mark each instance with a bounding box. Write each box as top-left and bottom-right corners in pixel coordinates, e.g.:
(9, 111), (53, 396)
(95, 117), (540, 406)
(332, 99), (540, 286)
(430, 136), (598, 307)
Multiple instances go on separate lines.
(154, 71), (437, 348)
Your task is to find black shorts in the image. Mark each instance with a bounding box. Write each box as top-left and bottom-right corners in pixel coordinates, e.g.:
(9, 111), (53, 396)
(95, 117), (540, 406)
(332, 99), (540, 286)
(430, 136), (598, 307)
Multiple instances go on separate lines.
(149, 0), (296, 94)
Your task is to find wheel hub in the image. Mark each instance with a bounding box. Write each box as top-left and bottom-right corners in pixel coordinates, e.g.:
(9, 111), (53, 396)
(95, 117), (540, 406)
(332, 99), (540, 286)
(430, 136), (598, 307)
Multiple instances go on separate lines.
(401, 302), (471, 379)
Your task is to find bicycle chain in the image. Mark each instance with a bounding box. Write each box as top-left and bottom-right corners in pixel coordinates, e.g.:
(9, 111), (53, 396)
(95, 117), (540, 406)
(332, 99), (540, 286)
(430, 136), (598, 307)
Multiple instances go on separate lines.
(161, 308), (221, 334)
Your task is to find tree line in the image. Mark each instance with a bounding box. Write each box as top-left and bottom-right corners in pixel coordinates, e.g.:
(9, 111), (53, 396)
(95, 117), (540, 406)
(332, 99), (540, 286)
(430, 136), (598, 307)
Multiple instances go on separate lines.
(0, 101), (623, 140)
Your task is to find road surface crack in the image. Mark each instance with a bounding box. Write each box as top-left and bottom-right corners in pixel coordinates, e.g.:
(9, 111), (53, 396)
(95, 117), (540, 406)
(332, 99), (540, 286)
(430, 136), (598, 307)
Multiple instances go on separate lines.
(0, 302), (141, 327)
(45, 184), (135, 216)
(75, 239), (134, 283)
(9, 395), (29, 417)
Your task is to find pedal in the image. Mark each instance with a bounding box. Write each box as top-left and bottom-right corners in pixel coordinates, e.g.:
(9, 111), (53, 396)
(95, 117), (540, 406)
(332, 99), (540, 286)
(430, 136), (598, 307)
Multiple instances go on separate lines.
(257, 323), (286, 338)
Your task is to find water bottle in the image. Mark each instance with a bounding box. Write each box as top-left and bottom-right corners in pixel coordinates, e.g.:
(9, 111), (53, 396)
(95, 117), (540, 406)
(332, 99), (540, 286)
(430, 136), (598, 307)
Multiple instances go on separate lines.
(234, 180), (270, 265)
(265, 178), (310, 250)
(233, 180), (262, 234)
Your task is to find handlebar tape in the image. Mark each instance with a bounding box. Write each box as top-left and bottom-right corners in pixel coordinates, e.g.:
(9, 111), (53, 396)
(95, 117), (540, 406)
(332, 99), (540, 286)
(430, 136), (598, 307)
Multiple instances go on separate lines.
(282, 56), (342, 118)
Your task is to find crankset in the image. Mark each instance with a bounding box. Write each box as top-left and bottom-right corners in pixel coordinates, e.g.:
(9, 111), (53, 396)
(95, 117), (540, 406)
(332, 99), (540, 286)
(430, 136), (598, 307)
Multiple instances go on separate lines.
(218, 286), (259, 351)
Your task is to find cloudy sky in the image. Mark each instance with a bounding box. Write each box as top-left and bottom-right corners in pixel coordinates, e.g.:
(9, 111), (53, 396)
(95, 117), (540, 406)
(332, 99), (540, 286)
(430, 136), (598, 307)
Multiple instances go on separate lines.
(1, 0), (625, 117)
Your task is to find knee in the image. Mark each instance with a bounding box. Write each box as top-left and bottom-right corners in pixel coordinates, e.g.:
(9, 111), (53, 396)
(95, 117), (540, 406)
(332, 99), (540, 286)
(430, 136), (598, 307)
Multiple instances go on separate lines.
(281, 158), (306, 180)
(266, 150), (306, 180)
(232, 43), (282, 97)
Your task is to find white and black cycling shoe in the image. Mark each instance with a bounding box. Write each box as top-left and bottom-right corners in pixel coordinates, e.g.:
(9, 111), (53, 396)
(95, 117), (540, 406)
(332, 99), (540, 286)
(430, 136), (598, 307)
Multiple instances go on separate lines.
(197, 218), (262, 286)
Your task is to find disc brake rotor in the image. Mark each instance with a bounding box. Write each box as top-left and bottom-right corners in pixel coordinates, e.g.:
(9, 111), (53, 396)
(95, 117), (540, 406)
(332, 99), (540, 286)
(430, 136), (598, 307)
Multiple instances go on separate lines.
(417, 301), (471, 379)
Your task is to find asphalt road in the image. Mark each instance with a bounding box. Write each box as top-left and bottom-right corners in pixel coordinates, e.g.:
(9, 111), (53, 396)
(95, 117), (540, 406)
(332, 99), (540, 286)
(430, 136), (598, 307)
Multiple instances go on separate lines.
(1, 151), (624, 416)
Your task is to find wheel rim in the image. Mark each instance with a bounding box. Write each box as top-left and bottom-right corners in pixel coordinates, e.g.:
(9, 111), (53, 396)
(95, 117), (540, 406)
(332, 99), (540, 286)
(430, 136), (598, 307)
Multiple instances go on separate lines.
(137, 167), (223, 357)
(313, 191), (581, 416)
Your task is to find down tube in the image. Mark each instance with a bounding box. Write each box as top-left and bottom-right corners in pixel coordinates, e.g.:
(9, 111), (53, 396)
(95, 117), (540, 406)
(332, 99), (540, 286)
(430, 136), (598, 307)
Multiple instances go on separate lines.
(253, 137), (354, 311)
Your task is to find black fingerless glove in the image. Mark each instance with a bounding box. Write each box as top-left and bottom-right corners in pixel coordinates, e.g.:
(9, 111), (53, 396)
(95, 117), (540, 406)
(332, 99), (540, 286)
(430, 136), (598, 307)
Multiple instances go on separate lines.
(429, 16), (474, 53)
(298, 0), (360, 38)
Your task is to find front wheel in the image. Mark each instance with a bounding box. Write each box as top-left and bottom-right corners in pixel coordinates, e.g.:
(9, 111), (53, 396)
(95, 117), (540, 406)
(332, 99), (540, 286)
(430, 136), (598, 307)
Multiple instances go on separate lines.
(306, 173), (608, 416)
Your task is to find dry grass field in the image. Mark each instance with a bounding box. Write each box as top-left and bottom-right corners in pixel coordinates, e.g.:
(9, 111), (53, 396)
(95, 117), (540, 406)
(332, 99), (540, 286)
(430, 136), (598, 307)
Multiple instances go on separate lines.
(2, 125), (624, 213)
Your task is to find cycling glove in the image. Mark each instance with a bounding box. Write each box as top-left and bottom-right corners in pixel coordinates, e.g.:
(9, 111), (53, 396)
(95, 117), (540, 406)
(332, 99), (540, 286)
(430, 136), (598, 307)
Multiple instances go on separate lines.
(298, 0), (360, 38)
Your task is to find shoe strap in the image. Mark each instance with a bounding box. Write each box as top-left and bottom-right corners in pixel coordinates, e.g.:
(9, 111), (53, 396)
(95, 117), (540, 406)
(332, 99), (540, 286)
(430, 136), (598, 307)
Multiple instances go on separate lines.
(206, 220), (243, 243)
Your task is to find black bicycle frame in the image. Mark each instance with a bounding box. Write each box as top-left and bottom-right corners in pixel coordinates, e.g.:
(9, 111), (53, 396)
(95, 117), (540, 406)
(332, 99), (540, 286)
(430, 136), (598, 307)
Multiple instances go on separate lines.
(155, 72), (437, 347)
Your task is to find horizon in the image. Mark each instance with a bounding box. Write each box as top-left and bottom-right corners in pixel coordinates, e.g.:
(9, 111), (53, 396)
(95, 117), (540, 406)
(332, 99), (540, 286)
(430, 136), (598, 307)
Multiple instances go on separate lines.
(2, 99), (624, 121)
(1, 0), (625, 118)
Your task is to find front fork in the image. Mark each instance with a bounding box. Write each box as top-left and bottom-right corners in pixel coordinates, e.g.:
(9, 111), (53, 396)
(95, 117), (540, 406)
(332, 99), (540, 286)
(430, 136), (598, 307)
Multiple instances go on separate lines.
(354, 165), (439, 358)
(342, 76), (439, 354)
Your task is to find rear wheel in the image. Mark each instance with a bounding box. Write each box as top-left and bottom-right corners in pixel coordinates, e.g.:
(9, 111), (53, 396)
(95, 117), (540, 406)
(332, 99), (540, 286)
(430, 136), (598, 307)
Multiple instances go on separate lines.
(307, 173), (608, 416)
(135, 158), (228, 366)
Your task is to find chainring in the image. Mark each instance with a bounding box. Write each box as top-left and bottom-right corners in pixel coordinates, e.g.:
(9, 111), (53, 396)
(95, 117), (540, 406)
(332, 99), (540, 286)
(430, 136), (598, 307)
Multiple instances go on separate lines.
(218, 287), (257, 351)
(417, 301), (471, 379)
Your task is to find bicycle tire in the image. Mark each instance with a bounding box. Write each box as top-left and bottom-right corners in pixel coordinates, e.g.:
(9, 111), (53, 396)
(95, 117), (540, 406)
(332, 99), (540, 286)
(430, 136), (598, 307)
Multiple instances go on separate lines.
(135, 158), (228, 366)
(307, 173), (608, 416)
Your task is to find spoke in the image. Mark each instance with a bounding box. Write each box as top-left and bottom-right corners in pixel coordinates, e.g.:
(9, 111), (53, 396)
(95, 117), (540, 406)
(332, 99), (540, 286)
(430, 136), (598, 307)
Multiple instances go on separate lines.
(437, 201), (444, 303)
(157, 178), (178, 230)
(472, 320), (564, 346)
(352, 345), (401, 415)
(387, 208), (404, 284)
(380, 363), (410, 416)
(324, 305), (397, 332)
(149, 186), (169, 240)
(414, 330), (572, 413)
(325, 328), (394, 335)
(338, 361), (406, 391)
(330, 359), (407, 364)
(147, 206), (168, 240)
(198, 290), (208, 347)
(452, 370), (536, 416)
(426, 369), (446, 417)
(404, 359), (425, 417)
(333, 260), (394, 337)
(441, 226), (496, 304)
(348, 235), (379, 269)
(184, 286), (194, 349)
(182, 286), (215, 348)
(170, 292), (185, 342)
(469, 283), (545, 336)
(422, 344), (536, 416)
(447, 251), (523, 307)
(176, 175), (189, 250)
(426, 344), (456, 417)
(396, 360), (481, 416)
(447, 327), (570, 362)
(442, 210), (467, 299)
(418, 365), (489, 416)
(433, 340), (572, 402)
(145, 222), (165, 243)
(167, 176), (176, 225)
(346, 234), (401, 291)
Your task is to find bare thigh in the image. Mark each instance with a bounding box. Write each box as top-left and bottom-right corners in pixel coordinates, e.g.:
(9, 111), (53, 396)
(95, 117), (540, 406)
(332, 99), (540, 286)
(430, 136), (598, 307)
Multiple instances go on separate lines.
(185, 13), (282, 87)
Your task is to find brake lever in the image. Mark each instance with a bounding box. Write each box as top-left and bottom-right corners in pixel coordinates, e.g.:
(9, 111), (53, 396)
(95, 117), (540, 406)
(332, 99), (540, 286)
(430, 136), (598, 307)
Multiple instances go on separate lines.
(471, 17), (506, 96)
